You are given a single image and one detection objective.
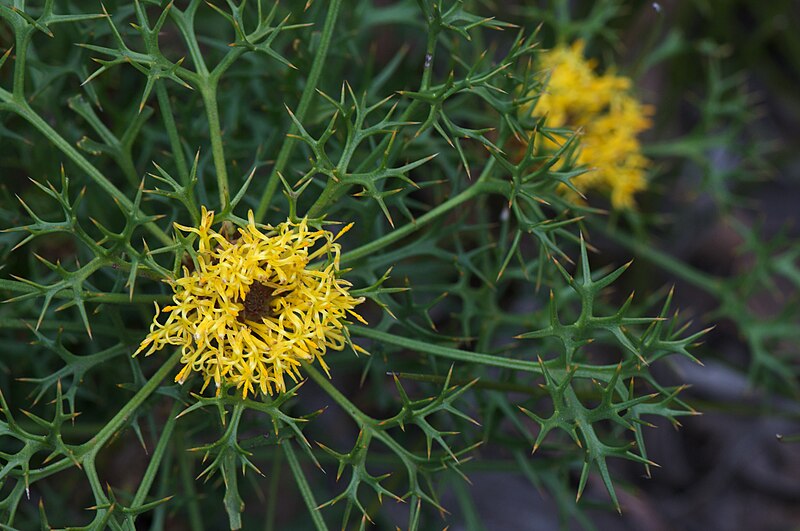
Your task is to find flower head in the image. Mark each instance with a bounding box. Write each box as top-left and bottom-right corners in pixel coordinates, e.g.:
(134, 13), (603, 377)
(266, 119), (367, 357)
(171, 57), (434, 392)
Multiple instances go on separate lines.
(529, 40), (653, 208)
(135, 207), (366, 397)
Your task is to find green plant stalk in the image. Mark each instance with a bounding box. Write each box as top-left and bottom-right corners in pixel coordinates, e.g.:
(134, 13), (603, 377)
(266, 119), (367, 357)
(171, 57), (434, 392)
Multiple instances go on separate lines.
(176, 426), (205, 531)
(304, 20), (446, 220)
(170, 5), (209, 79)
(130, 401), (181, 521)
(81, 459), (110, 525)
(148, 444), (175, 531)
(0, 319), (144, 338)
(340, 179), (487, 264)
(282, 440), (328, 531)
(81, 350), (181, 521)
(350, 326), (626, 385)
(13, 350), (181, 529)
(200, 83), (229, 209)
(14, 421), (107, 437)
(0, 279), (172, 304)
(451, 478), (485, 531)
(589, 220), (724, 296)
(255, 0), (343, 221)
(394, 372), (545, 396)
(168, 4), (255, 211)
(80, 350), (181, 457)
(156, 83), (190, 185)
(300, 362), (425, 461)
(0, 98), (172, 246)
(420, 25), (439, 91)
(263, 447), (283, 531)
(11, 24), (33, 97)
(340, 160), (508, 265)
(301, 362), (373, 425)
(350, 325), (545, 374)
(253, 440), (568, 474)
(304, 175), (354, 219)
(68, 94), (138, 186)
(24, 350), (181, 483)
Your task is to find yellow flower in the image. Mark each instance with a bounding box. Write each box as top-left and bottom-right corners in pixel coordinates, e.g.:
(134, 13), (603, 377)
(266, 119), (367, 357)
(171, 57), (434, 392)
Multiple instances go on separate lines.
(135, 207), (366, 397)
(529, 40), (653, 209)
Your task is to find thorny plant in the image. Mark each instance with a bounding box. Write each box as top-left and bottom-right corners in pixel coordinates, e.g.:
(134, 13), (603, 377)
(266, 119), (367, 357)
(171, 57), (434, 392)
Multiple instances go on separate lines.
(0, 1), (796, 530)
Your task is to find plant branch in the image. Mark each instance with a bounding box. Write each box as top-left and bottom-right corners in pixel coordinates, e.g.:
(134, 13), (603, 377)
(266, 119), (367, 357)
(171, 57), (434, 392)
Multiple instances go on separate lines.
(255, 0), (343, 221)
(6, 101), (172, 246)
(283, 440), (329, 531)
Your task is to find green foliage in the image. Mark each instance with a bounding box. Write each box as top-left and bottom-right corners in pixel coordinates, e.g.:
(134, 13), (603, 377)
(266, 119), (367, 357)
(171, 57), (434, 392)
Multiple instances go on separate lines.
(0, 0), (795, 530)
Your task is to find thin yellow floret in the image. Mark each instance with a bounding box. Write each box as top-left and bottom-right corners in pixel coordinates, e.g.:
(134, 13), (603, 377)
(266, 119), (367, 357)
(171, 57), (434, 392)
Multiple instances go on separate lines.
(530, 40), (653, 208)
(135, 207), (366, 397)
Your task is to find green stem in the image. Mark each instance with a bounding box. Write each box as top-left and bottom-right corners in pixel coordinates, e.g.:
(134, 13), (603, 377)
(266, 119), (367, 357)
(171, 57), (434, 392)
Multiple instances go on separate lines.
(176, 427), (205, 531)
(82, 460), (111, 523)
(589, 219), (724, 295)
(340, 178), (494, 264)
(118, 150), (140, 188)
(30, 354), (179, 523)
(0, 279), (171, 304)
(0, 319), (143, 339)
(69, 94), (138, 186)
(350, 326), (544, 374)
(79, 350), (181, 456)
(282, 440), (329, 531)
(305, 23), (449, 220)
(349, 326), (638, 384)
(12, 27), (32, 97)
(9, 102), (172, 246)
(155, 83), (190, 184)
(301, 362), (374, 425)
(131, 401), (180, 517)
(305, 176), (346, 219)
(263, 446), (283, 531)
(301, 362), (428, 476)
(394, 372), (545, 396)
(451, 478), (485, 531)
(148, 447), (173, 531)
(420, 26), (439, 90)
(263, 442), (564, 474)
(255, 0), (343, 221)
(200, 82), (229, 209)
(169, 5), (209, 78)
(15, 421), (108, 436)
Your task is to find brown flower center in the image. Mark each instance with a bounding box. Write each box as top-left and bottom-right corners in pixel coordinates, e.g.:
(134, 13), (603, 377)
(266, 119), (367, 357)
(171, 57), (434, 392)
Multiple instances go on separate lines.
(238, 281), (277, 323)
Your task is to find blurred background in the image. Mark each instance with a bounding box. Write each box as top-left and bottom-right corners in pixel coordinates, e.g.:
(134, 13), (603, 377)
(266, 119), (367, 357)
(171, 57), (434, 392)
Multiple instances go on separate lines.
(450, 1), (800, 529)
